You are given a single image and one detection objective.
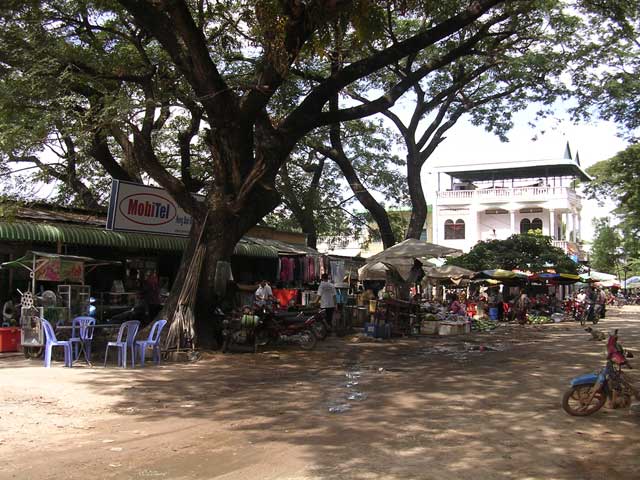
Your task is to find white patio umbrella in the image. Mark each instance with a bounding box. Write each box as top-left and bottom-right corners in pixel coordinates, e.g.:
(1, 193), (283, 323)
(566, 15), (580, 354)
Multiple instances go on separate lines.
(358, 239), (460, 281)
(358, 259), (436, 281)
(425, 264), (474, 280)
(364, 239), (461, 264)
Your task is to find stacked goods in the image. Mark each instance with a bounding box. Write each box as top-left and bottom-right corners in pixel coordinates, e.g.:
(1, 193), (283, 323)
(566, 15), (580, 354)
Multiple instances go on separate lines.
(472, 318), (498, 332)
(528, 315), (552, 324)
(421, 313), (440, 335)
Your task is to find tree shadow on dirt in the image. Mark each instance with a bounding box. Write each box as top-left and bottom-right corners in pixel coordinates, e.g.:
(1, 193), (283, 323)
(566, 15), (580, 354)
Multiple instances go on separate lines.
(62, 313), (640, 479)
(4, 311), (640, 479)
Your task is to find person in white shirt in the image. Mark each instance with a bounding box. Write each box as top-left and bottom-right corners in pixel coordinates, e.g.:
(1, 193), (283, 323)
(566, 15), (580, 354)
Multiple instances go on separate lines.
(255, 280), (273, 306)
(316, 273), (337, 332)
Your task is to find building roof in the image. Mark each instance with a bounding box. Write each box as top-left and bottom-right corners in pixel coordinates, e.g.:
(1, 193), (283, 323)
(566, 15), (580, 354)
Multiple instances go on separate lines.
(0, 220), (279, 258)
(434, 143), (592, 182)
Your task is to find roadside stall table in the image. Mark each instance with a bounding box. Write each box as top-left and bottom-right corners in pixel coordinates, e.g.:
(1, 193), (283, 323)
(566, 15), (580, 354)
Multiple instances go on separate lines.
(376, 298), (421, 336)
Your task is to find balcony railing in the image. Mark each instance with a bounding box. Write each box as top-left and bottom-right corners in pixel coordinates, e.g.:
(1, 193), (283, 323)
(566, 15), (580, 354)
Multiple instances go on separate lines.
(552, 240), (570, 251)
(437, 186), (579, 205)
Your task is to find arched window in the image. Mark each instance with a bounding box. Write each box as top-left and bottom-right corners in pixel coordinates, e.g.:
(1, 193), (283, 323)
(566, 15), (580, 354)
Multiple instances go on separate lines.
(444, 219), (465, 239)
(454, 219), (465, 239)
(531, 218), (543, 232)
(520, 218), (531, 234)
(444, 220), (455, 239)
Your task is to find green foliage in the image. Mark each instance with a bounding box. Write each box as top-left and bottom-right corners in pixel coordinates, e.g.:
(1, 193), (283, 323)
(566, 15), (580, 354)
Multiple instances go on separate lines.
(568, 1), (640, 137)
(589, 218), (621, 274)
(358, 209), (410, 247)
(446, 234), (578, 273)
(585, 144), (640, 238)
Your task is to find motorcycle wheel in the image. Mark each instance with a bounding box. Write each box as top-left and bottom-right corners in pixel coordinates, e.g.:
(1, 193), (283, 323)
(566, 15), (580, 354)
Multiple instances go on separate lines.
(562, 384), (606, 416)
(298, 329), (317, 350)
(578, 311), (586, 326)
(313, 320), (328, 341)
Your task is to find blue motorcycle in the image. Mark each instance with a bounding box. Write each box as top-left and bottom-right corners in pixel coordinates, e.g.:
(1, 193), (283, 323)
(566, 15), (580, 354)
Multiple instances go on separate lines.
(562, 331), (639, 416)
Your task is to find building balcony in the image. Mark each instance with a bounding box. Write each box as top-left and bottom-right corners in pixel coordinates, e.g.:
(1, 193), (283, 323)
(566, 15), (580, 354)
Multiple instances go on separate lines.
(436, 186), (579, 208)
(551, 240), (587, 260)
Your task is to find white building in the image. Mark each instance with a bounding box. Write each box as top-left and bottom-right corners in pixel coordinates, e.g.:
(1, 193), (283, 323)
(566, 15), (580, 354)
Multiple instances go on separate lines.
(432, 145), (590, 260)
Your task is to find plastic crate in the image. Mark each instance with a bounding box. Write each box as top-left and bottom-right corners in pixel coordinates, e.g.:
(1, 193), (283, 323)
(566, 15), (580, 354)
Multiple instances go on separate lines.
(0, 327), (21, 353)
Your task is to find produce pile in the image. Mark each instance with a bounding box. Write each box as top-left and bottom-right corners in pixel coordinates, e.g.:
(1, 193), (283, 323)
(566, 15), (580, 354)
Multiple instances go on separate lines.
(472, 318), (498, 332)
(528, 314), (552, 324)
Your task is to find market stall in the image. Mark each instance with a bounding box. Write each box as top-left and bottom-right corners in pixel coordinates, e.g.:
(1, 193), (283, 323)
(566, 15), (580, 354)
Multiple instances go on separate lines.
(358, 240), (462, 336)
(0, 251), (120, 356)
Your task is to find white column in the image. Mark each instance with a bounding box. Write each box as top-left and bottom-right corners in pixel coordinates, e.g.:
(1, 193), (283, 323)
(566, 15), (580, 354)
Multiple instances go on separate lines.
(510, 210), (516, 235)
(572, 213), (577, 242)
(567, 213), (574, 241)
(549, 209), (555, 240)
(576, 214), (581, 242)
(468, 207), (479, 248)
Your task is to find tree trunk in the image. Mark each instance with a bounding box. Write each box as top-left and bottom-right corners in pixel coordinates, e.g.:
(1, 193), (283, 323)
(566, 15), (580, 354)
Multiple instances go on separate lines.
(405, 151), (428, 240)
(329, 152), (396, 249)
(163, 184), (281, 350)
(299, 211), (318, 249)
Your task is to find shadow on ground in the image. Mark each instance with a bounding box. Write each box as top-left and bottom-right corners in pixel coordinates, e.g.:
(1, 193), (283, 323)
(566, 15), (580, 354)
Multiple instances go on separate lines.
(3, 307), (640, 479)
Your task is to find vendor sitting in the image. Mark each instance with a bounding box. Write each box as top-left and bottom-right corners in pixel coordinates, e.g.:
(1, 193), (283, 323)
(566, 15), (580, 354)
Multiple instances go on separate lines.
(448, 293), (465, 315)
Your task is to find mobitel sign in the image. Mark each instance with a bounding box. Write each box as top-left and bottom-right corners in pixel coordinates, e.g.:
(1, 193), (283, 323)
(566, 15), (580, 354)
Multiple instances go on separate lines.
(107, 180), (200, 236)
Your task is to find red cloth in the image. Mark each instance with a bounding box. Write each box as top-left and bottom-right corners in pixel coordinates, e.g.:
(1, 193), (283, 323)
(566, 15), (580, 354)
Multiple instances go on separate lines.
(272, 289), (298, 308)
(466, 302), (477, 317)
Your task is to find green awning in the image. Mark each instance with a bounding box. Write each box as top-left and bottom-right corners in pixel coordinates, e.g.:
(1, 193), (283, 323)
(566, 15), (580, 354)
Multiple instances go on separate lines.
(0, 221), (278, 258)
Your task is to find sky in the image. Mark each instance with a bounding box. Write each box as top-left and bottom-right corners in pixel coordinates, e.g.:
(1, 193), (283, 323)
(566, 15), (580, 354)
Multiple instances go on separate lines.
(410, 106), (629, 244)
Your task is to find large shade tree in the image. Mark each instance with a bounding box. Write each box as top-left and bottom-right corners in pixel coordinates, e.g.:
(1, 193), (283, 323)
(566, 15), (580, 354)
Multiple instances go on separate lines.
(345, 6), (575, 240)
(446, 233), (578, 273)
(1, 0), (569, 346)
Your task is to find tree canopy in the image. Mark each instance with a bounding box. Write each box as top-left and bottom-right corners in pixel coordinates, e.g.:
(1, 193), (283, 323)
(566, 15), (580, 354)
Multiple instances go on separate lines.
(0, 0), (621, 345)
(589, 218), (621, 275)
(569, 0), (640, 138)
(446, 234), (578, 273)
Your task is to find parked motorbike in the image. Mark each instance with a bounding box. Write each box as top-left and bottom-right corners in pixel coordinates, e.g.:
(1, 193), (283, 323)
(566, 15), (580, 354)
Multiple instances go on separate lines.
(221, 308), (262, 353)
(562, 329), (640, 416)
(255, 305), (318, 350)
(222, 303), (318, 353)
(305, 309), (330, 341)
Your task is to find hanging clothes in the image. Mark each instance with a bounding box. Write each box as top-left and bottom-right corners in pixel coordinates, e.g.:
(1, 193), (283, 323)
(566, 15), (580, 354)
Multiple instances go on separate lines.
(330, 260), (345, 284)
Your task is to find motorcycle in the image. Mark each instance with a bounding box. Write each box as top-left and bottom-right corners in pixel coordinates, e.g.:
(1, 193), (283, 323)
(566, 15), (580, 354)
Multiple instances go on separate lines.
(562, 329), (640, 416)
(574, 301), (600, 326)
(222, 303), (318, 353)
(254, 305), (318, 351)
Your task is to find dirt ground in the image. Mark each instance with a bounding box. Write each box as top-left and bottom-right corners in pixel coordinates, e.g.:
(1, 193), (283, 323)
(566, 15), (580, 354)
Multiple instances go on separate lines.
(1, 307), (640, 480)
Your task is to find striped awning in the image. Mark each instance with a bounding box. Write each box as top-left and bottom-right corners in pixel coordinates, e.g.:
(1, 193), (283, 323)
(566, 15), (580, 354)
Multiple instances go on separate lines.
(0, 221), (278, 258)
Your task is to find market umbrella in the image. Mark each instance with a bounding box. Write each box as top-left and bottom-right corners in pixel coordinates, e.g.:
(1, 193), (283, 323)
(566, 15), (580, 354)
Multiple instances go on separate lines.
(359, 239), (460, 282)
(358, 259), (436, 282)
(473, 269), (529, 285)
(365, 239), (461, 264)
(580, 270), (617, 283)
(425, 265), (474, 280)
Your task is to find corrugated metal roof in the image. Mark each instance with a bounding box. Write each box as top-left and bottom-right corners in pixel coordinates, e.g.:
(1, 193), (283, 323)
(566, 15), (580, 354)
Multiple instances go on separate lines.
(0, 221), (278, 258)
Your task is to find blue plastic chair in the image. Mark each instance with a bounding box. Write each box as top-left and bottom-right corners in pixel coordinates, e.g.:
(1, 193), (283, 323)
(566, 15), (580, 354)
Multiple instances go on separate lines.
(69, 317), (83, 361)
(69, 316), (96, 362)
(104, 320), (140, 368)
(41, 318), (72, 368)
(136, 319), (167, 367)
